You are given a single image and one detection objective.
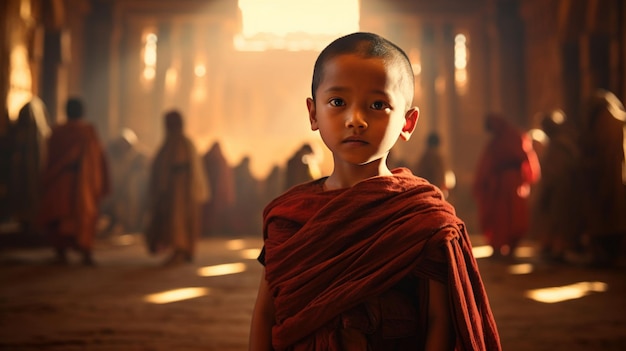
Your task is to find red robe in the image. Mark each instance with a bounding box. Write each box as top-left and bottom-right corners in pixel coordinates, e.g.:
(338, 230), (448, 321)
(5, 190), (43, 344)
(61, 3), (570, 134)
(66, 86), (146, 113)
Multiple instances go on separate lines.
(472, 116), (540, 251)
(38, 120), (109, 250)
(263, 168), (501, 350)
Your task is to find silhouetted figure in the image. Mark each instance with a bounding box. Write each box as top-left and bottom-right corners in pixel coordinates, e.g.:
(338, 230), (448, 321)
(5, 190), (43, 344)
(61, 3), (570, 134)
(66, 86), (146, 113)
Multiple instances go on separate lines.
(9, 98), (51, 233)
(414, 131), (455, 198)
(285, 143), (317, 190)
(100, 128), (149, 236)
(0, 108), (14, 223)
(473, 113), (541, 259)
(37, 97), (110, 266)
(260, 164), (284, 206)
(144, 110), (209, 266)
(530, 110), (583, 263)
(233, 156), (261, 235)
(579, 90), (626, 267)
(202, 141), (236, 236)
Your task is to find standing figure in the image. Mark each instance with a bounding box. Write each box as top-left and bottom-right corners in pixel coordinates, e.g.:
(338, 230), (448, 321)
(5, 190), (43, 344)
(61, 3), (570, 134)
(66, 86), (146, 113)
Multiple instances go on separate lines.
(10, 98), (51, 232)
(579, 90), (626, 267)
(38, 97), (109, 266)
(472, 113), (541, 259)
(144, 110), (209, 265)
(284, 143), (317, 190)
(233, 156), (261, 235)
(249, 32), (501, 351)
(530, 110), (583, 262)
(414, 131), (455, 198)
(202, 141), (236, 236)
(101, 128), (149, 236)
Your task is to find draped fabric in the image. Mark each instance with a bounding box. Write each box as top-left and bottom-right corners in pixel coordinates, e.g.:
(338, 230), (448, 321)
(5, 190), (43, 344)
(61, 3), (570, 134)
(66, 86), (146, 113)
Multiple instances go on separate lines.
(263, 168), (501, 350)
(38, 120), (109, 250)
(472, 115), (541, 251)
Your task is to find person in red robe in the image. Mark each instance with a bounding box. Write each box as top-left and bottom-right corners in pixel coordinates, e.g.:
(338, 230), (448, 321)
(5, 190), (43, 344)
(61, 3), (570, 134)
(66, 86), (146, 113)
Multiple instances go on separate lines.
(472, 113), (541, 259)
(249, 32), (501, 351)
(38, 97), (109, 266)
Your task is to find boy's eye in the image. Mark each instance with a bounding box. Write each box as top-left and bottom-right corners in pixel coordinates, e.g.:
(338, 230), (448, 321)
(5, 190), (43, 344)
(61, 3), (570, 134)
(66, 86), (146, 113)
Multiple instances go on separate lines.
(371, 101), (389, 110)
(329, 98), (345, 107)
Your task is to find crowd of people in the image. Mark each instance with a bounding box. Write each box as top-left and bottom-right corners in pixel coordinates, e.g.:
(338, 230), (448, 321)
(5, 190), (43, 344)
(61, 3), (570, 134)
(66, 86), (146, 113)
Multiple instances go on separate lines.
(471, 90), (626, 269)
(0, 100), (319, 266)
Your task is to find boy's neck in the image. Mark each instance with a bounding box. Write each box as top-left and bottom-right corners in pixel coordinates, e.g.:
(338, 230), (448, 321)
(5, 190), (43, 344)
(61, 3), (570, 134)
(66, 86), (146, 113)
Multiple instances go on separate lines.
(324, 159), (393, 190)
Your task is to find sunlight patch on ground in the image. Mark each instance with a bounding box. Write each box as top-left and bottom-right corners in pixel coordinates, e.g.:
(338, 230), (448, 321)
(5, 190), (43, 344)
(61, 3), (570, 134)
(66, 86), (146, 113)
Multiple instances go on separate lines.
(197, 262), (247, 277)
(144, 287), (210, 304)
(472, 245), (494, 259)
(240, 248), (262, 260)
(507, 263), (534, 275)
(525, 281), (608, 303)
(515, 246), (535, 258)
(226, 239), (246, 250)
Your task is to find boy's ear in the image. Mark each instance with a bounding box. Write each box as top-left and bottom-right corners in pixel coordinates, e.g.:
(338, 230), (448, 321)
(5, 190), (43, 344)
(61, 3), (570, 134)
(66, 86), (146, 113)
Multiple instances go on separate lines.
(399, 107), (419, 141)
(307, 98), (319, 131)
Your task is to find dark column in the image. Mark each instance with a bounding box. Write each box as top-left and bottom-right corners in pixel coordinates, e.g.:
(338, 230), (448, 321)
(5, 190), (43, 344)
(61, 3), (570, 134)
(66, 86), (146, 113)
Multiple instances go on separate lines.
(421, 24), (438, 129)
(495, 0), (527, 127)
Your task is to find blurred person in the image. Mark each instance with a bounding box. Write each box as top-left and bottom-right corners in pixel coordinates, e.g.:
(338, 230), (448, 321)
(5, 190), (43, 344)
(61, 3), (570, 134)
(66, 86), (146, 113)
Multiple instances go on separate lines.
(202, 141), (236, 236)
(37, 97), (109, 266)
(144, 110), (209, 265)
(233, 155), (262, 235)
(530, 110), (583, 263)
(9, 98), (51, 233)
(284, 143), (317, 190)
(260, 164), (284, 206)
(250, 32), (501, 351)
(414, 131), (455, 198)
(100, 128), (149, 236)
(579, 90), (626, 267)
(472, 113), (541, 259)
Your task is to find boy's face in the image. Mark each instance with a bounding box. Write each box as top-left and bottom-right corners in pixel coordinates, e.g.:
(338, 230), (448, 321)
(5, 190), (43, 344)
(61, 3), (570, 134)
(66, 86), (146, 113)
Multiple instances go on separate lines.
(307, 54), (418, 167)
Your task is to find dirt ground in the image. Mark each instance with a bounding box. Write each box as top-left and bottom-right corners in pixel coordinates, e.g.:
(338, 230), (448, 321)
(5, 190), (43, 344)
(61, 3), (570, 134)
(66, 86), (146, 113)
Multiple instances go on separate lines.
(0, 233), (625, 351)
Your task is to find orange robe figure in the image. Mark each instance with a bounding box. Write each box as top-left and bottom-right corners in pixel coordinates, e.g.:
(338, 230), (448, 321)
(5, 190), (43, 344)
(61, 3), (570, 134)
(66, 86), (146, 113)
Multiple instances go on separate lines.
(38, 98), (109, 265)
(144, 111), (209, 265)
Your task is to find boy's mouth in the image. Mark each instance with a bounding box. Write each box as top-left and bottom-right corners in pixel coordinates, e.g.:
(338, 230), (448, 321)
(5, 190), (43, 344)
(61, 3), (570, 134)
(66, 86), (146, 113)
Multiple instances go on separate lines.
(342, 136), (368, 145)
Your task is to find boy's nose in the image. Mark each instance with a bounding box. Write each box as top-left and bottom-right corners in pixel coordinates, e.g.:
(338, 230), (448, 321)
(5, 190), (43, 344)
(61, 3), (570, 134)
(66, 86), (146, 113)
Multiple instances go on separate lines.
(345, 109), (368, 130)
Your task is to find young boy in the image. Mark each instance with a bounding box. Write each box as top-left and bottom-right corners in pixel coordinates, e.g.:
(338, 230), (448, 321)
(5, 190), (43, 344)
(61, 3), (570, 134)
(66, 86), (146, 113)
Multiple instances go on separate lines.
(249, 32), (501, 351)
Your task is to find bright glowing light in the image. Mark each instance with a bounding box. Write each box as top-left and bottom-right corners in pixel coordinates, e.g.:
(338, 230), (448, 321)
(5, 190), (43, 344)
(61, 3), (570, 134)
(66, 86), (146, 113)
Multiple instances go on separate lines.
(472, 245), (494, 259)
(240, 248), (262, 260)
(141, 32), (157, 84)
(454, 33), (469, 94)
(197, 263), (247, 277)
(143, 67), (156, 81)
(528, 128), (548, 144)
(144, 287), (209, 304)
(236, 0), (359, 51)
(194, 64), (206, 77)
(165, 67), (178, 91)
(7, 44), (33, 121)
(444, 170), (456, 190)
(226, 239), (246, 250)
(525, 281), (608, 303)
(507, 263), (533, 275)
